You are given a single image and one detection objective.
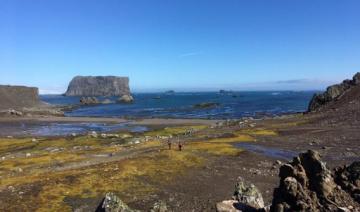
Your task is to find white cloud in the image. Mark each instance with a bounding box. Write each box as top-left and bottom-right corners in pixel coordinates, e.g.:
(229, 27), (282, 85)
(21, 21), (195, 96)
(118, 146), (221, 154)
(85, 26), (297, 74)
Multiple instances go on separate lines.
(39, 86), (66, 94)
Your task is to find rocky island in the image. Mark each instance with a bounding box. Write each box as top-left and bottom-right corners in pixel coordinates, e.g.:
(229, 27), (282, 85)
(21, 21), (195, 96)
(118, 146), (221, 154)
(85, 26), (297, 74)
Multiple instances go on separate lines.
(65, 76), (131, 97)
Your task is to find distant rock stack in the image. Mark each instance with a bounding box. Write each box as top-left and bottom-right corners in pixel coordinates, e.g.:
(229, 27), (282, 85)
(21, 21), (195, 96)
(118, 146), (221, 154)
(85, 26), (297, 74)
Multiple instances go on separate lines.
(308, 72), (360, 112)
(0, 85), (40, 110)
(65, 76), (130, 96)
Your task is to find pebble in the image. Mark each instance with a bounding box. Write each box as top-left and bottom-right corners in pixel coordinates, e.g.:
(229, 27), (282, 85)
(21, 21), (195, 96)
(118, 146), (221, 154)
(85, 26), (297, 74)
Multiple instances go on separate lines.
(338, 207), (350, 212)
(8, 186), (15, 192)
(89, 131), (98, 138)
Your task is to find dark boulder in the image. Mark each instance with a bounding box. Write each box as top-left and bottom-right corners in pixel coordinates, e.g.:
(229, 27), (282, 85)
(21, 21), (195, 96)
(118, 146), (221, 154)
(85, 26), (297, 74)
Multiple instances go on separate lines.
(193, 102), (220, 109)
(80, 97), (100, 105)
(334, 161), (360, 203)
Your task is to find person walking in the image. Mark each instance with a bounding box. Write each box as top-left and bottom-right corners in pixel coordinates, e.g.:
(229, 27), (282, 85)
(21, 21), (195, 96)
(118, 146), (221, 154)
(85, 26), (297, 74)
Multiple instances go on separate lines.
(167, 138), (172, 150)
(178, 138), (183, 151)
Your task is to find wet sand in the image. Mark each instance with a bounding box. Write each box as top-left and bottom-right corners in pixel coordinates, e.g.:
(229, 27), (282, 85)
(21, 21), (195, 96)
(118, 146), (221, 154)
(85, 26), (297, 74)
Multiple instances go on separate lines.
(0, 116), (218, 137)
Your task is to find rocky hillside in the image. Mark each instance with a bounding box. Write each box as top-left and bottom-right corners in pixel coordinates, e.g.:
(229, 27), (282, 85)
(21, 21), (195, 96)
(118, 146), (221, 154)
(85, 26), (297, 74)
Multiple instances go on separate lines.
(308, 72), (360, 112)
(0, 85), (40, 110)
(65, 76), (130, 96)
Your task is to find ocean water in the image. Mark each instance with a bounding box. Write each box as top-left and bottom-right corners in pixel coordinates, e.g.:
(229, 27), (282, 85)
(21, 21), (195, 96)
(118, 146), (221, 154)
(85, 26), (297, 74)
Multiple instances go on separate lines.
(3, 122), (148, 137)
(41, 91), (315, 119)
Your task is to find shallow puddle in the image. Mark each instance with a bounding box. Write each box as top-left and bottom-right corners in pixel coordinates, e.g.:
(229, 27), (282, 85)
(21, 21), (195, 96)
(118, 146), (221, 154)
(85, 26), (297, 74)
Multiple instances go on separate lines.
(234, 142), (297, 160)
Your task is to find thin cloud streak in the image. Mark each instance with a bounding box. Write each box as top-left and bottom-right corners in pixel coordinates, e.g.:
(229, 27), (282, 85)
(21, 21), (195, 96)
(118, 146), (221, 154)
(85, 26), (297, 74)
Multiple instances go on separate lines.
(178, 51), (202, 58)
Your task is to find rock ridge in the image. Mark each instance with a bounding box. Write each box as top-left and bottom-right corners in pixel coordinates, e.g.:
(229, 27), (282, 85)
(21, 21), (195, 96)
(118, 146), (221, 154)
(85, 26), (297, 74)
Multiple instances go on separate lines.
(0, 85), (40, 110)
(308, 72), (360, 112)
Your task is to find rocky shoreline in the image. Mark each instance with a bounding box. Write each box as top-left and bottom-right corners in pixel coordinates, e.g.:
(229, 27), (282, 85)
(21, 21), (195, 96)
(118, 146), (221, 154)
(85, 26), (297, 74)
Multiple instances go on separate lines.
(0, 74), (359, 211)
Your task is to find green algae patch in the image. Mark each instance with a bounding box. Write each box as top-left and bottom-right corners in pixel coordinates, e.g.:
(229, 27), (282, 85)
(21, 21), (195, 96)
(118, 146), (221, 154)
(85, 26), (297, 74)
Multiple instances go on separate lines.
(239, 128), (278, 136)
(144, 125), (207, 136)
(0, 152), (86, 172)
(207, 134), (254, 143)
(0, 138), (39, 154)
(188, 142), (242, 156)
(0, 146), (205, 211)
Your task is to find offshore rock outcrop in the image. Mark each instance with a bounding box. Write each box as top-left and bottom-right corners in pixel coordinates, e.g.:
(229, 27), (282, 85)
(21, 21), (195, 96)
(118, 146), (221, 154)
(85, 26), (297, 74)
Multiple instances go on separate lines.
(117, 94), (134, 103)
(80, 97), (100, 105)
(308, 72), (360, 112)
(0, 85), (40, 110)
(65, 76), (130, 97)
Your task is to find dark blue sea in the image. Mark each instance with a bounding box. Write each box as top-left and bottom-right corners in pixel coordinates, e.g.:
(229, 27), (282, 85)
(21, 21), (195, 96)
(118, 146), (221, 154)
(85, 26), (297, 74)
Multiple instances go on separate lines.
(41, 91), (315, 119)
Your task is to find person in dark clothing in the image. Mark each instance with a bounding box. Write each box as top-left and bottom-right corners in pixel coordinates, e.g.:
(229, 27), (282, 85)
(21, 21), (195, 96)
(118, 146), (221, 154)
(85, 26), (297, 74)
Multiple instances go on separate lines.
(178, 140), (183, 151)
(167, 139), (172, 150)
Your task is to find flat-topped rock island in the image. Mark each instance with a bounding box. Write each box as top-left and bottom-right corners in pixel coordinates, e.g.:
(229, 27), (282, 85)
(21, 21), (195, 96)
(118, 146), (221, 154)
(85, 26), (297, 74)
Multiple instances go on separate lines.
(65, 76), (131, 96)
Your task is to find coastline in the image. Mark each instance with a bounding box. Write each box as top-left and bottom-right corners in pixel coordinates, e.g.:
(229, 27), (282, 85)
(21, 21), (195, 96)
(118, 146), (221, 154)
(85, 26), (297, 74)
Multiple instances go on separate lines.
(1, 75), (359, 211)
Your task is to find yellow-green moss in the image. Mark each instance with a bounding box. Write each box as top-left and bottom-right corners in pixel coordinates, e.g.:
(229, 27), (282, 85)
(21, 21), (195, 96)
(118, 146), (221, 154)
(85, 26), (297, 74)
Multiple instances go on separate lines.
(1, 148), (204, 211)
(144, 125), (207, 136)
(189, 142), (241, 156)
(207, 134), (254, 143)
(239, 128), (278, 136)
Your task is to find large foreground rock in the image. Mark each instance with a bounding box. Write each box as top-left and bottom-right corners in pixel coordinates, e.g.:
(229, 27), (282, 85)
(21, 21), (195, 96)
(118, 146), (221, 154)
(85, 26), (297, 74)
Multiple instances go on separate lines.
(216, 178), (264, 212)
(96, 192), (137, 212)
(65, 76), (130, 96)
(335, 161), (360, 203)
(271, 150), (358, 212)
(0, 85), (40, 110)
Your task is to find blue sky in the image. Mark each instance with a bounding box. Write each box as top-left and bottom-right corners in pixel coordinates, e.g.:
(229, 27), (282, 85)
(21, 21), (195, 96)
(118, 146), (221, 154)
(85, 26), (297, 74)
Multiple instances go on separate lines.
(1, 0), (360, 93)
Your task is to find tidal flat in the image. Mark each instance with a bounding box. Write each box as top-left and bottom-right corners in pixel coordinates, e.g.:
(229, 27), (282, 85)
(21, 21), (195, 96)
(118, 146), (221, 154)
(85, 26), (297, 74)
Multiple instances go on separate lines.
(0, 112), (359, 211)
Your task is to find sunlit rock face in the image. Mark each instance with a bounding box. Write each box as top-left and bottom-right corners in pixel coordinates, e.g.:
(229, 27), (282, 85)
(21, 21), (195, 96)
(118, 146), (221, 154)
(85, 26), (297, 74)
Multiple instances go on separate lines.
(65, 76), (130, 97)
